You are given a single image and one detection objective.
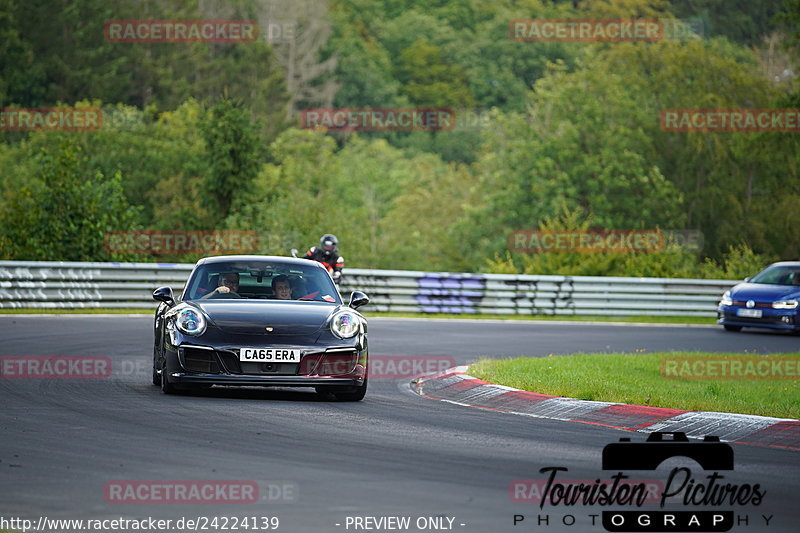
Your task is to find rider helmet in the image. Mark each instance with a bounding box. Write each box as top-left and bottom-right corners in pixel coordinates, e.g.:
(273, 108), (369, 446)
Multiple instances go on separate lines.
(320, 234), (338, 254)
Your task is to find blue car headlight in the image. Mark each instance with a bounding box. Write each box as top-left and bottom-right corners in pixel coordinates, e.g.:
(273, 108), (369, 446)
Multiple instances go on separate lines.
(330, 311), (360, 339)
(720, 291), (733, 306)
(169, 305), (207, 336)
(772, 299), (799, 310)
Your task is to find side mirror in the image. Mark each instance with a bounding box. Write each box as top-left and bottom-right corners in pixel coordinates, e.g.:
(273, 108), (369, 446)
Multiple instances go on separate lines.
(153, 286), (175, 306)
(348, 291), (369, 310)
(744, 277), (751, 282)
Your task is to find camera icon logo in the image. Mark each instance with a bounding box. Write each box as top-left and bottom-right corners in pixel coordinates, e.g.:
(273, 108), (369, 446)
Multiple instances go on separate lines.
(602, 432), (734, 471)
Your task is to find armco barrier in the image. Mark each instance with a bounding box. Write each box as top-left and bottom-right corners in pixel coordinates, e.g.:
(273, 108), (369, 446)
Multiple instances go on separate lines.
(0, 261), (735, 316)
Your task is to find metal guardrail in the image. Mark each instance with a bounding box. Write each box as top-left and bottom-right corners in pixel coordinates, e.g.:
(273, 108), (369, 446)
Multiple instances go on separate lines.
(0, 261), (735, 316)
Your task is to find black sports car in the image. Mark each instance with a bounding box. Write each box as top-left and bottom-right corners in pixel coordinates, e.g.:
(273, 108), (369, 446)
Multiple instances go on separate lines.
(152, 255), (369, 400)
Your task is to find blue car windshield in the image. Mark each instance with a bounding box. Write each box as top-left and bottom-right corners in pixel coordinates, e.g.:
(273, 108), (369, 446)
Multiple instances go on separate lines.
(749, 265), (800, 286)
(184, 260), (340, 303)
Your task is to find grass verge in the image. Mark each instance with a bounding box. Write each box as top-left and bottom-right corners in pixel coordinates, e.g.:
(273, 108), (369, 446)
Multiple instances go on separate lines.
(470, 351), (800, 419)
(362, 312), (716, 325)
(0, 308), (715, 324)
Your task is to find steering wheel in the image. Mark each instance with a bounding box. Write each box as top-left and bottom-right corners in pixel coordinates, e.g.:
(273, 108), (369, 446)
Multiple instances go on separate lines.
(212, 290), (240, 299)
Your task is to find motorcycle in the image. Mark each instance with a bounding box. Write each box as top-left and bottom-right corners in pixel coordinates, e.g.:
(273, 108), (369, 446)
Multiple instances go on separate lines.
(291, 248), (342, 287)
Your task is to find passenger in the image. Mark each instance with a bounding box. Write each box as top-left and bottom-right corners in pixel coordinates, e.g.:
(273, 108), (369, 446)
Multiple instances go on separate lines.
(272, 275), (293, 300)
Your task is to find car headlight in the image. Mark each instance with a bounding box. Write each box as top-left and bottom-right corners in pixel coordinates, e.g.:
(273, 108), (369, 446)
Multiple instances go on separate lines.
(171, 305), (207, 336)
(720, 291), (733, 306)
(330, 311), (360, 339)
(772, 299), (799, 310)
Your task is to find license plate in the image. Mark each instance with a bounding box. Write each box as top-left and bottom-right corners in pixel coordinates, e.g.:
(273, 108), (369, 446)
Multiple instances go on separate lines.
(239, 348), (301, 363)
(736, 309), (762, 318)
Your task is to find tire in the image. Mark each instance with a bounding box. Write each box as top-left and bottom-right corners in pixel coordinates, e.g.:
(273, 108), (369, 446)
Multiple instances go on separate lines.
(724, 325), (742, 332)
(315, 378), (368, 402)
(153, 311), (163, 386)
(160, 363), (181, 394)
(152, 347), (161, 386)
(332, 378), (368, 402)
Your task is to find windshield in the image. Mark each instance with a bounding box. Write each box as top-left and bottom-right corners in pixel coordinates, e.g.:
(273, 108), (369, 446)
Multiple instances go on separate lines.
(183, 260), (340, 303)
(749, 265), (800, 286)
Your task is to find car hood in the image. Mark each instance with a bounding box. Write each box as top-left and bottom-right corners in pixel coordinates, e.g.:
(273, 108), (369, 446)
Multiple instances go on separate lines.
(190, 300), (340, 336)
(729, 283), (800, 302)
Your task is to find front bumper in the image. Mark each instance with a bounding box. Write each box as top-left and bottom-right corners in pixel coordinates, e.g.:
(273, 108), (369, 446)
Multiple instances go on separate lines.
(169, 373), (364, 387)
(717, 305), (800, 331)
(163, 340), (367, 388)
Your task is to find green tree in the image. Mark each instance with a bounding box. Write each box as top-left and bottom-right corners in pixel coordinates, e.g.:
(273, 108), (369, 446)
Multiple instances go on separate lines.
(327, 135), (420, 267)
(0, 100), (211, 232)
(0, 138), (140, 260)
(201, 98), (262, 226)
(0, 0), (43, 105)
(599, 39), (796, 258)
(379, 155), (478, 271)
(393, 38), (475, 108)
(577, 0), (672, 18)
(327, 4), (404, 108)
(224, 128), (339, 253)
(2, 0), (288, 136)
(461, 55), (685, 268)
(668, 0), (785, 46)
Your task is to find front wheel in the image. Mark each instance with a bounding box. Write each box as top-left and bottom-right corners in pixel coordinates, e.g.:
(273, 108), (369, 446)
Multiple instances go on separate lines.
(333, 378), (368, 402)
(161, 363), (181, 394)
(152, 347), (161, 386)
(723, 325), (742, 332)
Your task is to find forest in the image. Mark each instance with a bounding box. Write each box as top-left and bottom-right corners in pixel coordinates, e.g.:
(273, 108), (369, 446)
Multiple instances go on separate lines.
(0, 0), (798, 278)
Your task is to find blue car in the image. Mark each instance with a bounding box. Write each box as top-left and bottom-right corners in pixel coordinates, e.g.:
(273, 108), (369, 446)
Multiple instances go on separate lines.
(717, 261), (800, 333)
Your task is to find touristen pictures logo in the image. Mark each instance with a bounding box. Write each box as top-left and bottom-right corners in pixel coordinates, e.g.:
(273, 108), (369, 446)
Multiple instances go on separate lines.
(512, 432), (770, 532)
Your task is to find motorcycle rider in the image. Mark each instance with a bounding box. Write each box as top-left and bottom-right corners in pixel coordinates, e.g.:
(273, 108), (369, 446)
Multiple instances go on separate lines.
(303, 234), (344, 284)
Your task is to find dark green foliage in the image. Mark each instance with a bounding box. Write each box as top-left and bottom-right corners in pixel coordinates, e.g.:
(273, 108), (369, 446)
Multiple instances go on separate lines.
(200, 98), (262, 225)
(0, 138), (140, 260)
(0, 0), (798, 277)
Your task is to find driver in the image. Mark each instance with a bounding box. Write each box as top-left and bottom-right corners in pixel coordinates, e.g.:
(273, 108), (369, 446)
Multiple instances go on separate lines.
(200, 272), (240, 299)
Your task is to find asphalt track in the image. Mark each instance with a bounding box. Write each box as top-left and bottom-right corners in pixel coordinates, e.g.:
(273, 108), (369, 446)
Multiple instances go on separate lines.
(1, 316), (798, 533)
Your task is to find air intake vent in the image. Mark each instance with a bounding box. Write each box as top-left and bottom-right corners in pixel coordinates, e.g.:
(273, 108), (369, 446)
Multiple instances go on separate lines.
(182, 347), (220, 373)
